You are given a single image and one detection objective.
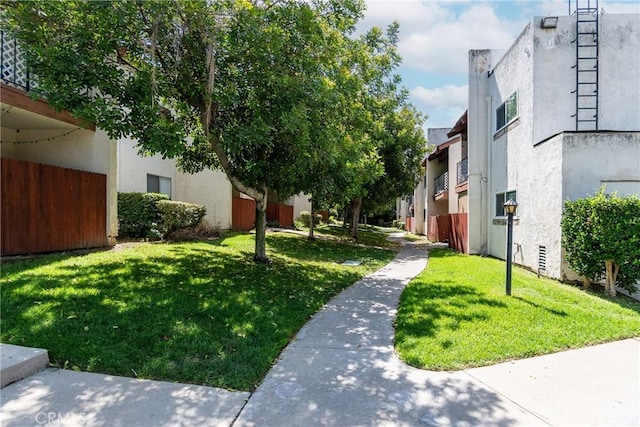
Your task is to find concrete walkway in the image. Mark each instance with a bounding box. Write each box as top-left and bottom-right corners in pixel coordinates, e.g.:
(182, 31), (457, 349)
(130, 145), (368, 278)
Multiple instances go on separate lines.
(2, 238), (639, 426)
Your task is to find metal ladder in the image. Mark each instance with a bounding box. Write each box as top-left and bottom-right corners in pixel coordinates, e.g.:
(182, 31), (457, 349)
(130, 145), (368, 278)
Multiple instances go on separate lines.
(570, 0), (599, 130)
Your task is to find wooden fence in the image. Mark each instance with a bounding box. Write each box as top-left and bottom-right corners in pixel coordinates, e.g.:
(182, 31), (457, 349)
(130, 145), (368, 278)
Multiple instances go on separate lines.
(232, 198), (295, 231)
(266, 202), (294, 227)
(427, 215), (450, 243)
(232, 197), (256, 231)
(427, 213), (468, 253)
(1, 158), (107, 256)
(448, 213), (468, 253)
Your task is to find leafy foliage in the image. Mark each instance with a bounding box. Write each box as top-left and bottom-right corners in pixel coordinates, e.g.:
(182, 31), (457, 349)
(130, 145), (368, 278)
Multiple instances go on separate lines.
(4, 0), (426, 258)
(156, 200), (206, 238)
(117, 192), (169, 238)
(562, 189), (640, 295)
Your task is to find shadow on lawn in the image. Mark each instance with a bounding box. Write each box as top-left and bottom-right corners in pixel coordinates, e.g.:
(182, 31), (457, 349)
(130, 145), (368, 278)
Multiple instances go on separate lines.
(0, 238), (376, 391)
(398, 281), (507, 342)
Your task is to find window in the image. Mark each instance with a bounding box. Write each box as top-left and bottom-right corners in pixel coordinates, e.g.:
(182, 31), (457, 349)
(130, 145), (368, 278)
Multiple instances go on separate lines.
(495, 190), (517, 217)
(147, 174), (172, 198)
(496, 92), (518, 131)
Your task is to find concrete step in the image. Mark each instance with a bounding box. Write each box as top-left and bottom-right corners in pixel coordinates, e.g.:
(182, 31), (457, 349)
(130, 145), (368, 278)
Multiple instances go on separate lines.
(1, 344), (49, 388)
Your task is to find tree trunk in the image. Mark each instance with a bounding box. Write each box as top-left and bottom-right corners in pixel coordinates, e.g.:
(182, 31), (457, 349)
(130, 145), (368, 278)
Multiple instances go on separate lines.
(343, 203), (351, 230)
(605, 260), (618, 297)
(582, 276), (591, 290)
(308, 199), (316, 240)
(351, 197), (362, 239)
(254, 193), (269, 263)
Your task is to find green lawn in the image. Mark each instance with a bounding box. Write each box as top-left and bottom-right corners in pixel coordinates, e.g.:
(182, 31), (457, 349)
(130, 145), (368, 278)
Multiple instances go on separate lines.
(1, 232), (394, 391)
(309, 224), (400, 248)
(395, 248), (640, 370)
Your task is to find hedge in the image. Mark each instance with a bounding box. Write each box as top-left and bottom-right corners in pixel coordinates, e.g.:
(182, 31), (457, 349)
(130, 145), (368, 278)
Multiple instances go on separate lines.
(118, 192), (169, 238)
(156, 200), (207, 238)
(561, 189), (640, 296)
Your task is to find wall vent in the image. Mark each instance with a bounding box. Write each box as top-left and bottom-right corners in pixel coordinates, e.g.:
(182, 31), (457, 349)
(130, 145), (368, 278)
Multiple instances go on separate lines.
(538, 245), (547, 277)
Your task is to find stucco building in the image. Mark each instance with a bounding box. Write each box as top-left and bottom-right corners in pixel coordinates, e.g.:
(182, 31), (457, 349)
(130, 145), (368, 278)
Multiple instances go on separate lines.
(467, 10), (640, 280)
(1, 34), (118, 255)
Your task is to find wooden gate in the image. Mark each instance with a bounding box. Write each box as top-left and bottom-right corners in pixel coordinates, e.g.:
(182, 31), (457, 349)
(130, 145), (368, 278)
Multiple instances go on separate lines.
(448, 213), (468, 253)
(266, 202), (294, 227)
(232, 197), (256, 231)
(427, 215), (450, 243)
(1, 158), (107, 256)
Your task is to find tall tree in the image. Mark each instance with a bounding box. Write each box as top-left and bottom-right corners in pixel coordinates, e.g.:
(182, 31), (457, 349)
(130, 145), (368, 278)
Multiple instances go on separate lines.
(361, 104), (427, 222)
(3, 0), (366, 261)
(342, 24), (426, 238)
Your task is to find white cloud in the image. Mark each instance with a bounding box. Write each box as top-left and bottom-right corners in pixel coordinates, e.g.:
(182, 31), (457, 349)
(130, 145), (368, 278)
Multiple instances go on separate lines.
(397, 4), (525, 74)
(410, 84), (467, 128)
(411, 84), (467, 109)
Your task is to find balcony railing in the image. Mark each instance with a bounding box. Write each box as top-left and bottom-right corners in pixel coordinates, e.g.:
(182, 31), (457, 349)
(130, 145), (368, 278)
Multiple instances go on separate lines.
(434, 171), (449, 197)
(1, 31), (37, 92)
(457, 157), (468, 185)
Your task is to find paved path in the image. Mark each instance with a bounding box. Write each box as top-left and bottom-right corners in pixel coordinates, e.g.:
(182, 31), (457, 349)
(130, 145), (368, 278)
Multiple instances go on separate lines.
(234, 238), (639, 426)
(2, 237), (639, 426)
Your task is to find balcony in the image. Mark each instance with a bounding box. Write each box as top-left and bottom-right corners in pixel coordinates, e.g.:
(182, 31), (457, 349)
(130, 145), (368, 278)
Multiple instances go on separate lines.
(1, 32), (92, 130)
(457, 157), (468, 184)
(456, 157), (469, 193)
(1, 31), (37, 92)
(433, 171), (449, 200)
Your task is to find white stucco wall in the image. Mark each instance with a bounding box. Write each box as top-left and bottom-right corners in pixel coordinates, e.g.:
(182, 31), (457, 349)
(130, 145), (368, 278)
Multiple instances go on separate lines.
(531, 16), (576, 143)
(517, 134), (564, 279)
(562, 132), (640, 199)
(176, 170), (233, 229)
(117, 137), (236, 230)
(598, 14), (640, 131)
(468, 13), (640, 278)
(412, 177), (426, 235)
(531, 14), (640, 141)
(468, 49), (493, 255)
(117, 138), (177, 196)
(1, 126), (118, 240)
(447, 141), (462, 213)
(287, 193), (312, 220)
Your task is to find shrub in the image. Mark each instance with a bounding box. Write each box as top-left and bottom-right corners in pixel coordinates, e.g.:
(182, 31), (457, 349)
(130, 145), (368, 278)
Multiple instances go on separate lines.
(166, 219), (222, 241)
(393, 220), (406, 230)
(156, 200), (206, 238)
(299, 211), (311, 227)
(562, 189), (640, 296)
(118, 192), (169, 238)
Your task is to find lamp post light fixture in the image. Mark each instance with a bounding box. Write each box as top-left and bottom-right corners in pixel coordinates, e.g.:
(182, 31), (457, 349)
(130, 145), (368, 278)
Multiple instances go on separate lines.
(504, 198), (518, 296)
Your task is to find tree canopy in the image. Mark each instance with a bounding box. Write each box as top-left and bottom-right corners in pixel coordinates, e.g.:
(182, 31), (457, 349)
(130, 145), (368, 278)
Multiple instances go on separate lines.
(4, 0), (426, 258)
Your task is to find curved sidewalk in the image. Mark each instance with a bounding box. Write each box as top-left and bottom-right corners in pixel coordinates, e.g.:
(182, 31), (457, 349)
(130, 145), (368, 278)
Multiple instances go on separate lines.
(234, 241), (639, 427)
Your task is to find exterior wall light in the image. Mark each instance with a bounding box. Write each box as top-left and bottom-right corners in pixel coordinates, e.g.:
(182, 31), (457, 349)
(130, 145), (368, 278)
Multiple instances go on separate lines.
(541, 16), (559, 29)
(503, 198), (518, 295)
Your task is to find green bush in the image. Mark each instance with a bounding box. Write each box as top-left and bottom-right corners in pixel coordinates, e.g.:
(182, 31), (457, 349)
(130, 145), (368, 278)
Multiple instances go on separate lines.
(118, 192), (169, 238)
(299, 211), (311, 227)
(393, 220), (406, 230)
(157, 200), (206, 238)
(562, 189), (640, 295)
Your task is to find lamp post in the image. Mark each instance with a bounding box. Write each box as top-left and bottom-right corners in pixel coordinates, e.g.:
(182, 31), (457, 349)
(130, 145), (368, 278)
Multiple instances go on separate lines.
(504, 198), (518, 296)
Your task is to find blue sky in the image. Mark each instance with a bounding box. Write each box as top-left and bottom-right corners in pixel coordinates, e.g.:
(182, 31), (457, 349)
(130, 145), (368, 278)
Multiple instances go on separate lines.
(358, 0), (640, 132)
